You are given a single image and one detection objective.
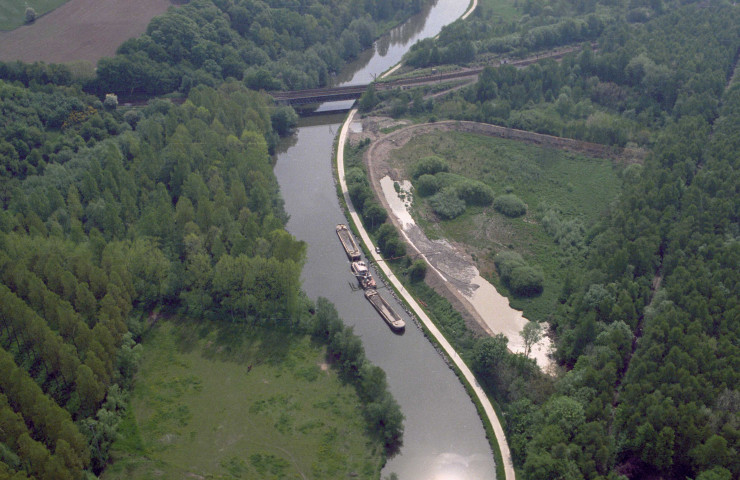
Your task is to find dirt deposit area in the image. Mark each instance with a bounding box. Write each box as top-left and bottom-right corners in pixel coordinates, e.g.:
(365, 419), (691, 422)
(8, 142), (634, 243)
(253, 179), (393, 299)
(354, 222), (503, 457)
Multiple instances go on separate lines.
(351, 117), (641, 372)
(0, 0), (174, 65)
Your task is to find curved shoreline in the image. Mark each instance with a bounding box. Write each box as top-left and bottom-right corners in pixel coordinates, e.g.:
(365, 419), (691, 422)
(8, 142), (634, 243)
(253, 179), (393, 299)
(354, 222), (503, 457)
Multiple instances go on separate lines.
(337, 109), (516, 480)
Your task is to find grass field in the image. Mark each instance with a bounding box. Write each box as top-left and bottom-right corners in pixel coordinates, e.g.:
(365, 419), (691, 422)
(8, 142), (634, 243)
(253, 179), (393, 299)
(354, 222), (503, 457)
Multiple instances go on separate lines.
(478, 0), (521, 22)
(103, 319), (382, 480)
(0, 0), (68, 30)
(388, 130), (622, 322)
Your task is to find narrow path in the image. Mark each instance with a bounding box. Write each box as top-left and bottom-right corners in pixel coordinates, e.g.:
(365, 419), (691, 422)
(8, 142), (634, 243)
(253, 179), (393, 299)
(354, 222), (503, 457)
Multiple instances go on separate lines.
(337, 108), (516, 480)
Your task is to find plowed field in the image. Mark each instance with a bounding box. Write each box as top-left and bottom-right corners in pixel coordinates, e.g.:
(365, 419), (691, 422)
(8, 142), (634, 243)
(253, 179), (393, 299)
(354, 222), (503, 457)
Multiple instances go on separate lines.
(0, 0), (173, 65)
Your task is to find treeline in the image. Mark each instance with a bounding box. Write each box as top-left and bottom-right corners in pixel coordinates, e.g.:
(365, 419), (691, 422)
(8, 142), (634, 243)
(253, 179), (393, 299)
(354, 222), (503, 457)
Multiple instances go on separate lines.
(436, 4), (739, 480)
(0, 0), (436, 473)
(309, 298), (404, 453)
(505, 71), (739, 480)
(362, 2), (740, 479)
(0, 78), (307, 478)
(399, 1), (739, 149)
(405, 12), (604, 68)
(88, 0), (427, 97)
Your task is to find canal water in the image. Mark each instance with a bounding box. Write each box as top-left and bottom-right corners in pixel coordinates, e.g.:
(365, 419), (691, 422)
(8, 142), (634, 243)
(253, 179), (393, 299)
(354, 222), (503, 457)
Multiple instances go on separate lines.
(274, 2), (497, 479)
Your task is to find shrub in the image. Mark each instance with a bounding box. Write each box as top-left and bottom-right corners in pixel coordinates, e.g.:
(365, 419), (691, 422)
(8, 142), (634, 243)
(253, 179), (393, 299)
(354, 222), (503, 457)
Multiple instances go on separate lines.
(408, 259), (427, 282)
(455, 179), (494, 206)
(375, 224), (397, 250)
(494, 251), (543, 296)
(494, 194), (527, 217)
(383, 237), (406, 259)
(358, 85), (378, 112)
(362, 201), (387, 230)
(432, 171), (468, 189)
(349, 183), (371, 211)
(508, 265), (544, 296)
(390, 98), (407, 118)
(270, 105), (298, 135)
(494, 251), (526, 279)
(415, 174), (440, 196)
(103, 93), (119, 110)
(430, 188), (466, 219)
(345, 167), (368, 187)
(25, 7), (36, 24)
(411, 155), (449, 178)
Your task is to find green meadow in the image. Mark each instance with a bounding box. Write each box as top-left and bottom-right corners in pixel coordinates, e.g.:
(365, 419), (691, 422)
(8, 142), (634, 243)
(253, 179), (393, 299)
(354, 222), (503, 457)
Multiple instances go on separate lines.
(0, 0), (68, 30)
(103, 320), (382, 480)
(389, 130), (622, 321)
(478, 0), (521, 23)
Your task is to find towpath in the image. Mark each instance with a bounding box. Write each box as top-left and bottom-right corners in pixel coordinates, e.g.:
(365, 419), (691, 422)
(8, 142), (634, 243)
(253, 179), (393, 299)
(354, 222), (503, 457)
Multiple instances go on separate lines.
(337, 108), (516, 480)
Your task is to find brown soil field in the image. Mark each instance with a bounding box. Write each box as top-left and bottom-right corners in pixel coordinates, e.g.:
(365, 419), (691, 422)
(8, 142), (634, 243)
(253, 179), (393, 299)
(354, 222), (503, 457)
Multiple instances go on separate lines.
(0, 0), (174, 66)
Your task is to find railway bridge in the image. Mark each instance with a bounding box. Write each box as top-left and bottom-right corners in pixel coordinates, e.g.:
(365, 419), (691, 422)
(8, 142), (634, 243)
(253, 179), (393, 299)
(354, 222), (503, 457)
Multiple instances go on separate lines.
(269, 68), (484, 106)
(268, 44), (590, 107)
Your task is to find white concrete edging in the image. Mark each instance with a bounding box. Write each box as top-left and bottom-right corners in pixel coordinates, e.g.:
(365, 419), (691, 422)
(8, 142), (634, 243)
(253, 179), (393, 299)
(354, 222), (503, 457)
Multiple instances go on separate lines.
(337, 108), (516, 480)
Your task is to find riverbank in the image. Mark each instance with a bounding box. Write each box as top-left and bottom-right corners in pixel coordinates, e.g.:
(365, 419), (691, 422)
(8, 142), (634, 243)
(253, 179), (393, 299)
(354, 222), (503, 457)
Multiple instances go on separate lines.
(336, 109), (516, 480)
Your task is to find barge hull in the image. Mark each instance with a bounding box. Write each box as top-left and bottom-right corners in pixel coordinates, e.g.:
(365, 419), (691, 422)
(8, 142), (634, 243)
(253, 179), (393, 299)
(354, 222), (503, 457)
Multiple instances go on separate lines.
(336, 224), (361, 261)
(365, 290), (405, 332)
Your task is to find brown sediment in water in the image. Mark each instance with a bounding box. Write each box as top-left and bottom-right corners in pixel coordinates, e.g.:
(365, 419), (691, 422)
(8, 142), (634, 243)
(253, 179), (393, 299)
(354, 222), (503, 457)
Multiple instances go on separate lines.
(364, 119), (555, 372)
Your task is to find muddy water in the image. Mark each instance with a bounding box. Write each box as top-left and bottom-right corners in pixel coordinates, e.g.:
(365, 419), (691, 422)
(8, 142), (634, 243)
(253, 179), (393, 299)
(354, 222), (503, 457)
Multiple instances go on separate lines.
(378, 177), (554, 371)
(275, 2), (497, 479)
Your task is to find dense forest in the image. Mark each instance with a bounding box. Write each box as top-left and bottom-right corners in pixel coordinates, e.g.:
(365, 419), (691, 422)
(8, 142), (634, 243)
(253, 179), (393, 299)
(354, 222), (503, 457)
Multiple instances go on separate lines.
(0, 78), (298, 478)
(2, 0), (738, 478)
(0, 0), (424, 476)
(0, 76), (405, 479)
(90, 0), (426, 96)
(364, 1), (739, 479)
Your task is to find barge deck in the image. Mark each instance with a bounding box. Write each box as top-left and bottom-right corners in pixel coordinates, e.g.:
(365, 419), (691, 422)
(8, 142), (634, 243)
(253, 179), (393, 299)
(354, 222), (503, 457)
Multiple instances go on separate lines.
(365, 289), (405, 332)
(336, 224), (361, 261)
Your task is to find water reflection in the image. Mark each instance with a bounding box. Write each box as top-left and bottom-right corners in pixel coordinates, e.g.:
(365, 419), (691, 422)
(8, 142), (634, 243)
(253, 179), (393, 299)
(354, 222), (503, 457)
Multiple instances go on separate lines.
(334, 0), (437, 85)
(274, 2), (497, 479)
(335, 0), (467, 86)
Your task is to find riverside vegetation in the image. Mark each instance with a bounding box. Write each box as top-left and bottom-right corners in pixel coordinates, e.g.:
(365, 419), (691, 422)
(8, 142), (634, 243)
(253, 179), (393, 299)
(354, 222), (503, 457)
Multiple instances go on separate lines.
(0, 77), (403, 479)
(354, 0), (740, 479)
(0, 0), (430, 477)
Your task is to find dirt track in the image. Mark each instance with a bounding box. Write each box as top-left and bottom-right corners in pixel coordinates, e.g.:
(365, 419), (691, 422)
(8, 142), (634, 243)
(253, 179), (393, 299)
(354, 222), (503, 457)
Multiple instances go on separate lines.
(0, 0), (174, 65)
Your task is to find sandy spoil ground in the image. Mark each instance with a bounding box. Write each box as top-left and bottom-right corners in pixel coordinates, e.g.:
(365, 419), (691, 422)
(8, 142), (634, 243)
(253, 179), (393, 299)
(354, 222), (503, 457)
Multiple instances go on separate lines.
(379, 176), (554, 371)
(364, 118), (553, 372)
(0, 0), (173, 65)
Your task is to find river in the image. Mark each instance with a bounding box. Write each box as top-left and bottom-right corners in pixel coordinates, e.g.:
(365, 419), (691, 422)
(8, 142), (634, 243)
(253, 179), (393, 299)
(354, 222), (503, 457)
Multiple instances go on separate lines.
(273, 1), (498, 479)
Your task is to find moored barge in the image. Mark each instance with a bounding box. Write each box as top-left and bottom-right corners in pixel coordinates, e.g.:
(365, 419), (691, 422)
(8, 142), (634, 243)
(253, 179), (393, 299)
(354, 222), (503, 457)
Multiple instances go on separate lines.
(365, 289), (406, 332)
(336, 224), (361, 261)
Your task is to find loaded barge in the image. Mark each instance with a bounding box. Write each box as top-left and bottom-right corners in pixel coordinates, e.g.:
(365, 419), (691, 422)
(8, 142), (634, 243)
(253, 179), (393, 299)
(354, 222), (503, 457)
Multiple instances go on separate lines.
(365, 289), (406, 332)
(336, 224), (361, 261)
(336, 224), (404, 332)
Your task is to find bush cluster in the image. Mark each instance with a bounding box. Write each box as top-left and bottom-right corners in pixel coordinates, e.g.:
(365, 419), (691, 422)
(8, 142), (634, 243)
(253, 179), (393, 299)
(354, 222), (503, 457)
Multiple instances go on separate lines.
(415, 170), (495, 219)
(494, 251), (544, 297)
(429, 187), (466, 219)
(346, 166), (387, 230)
(309, 298), (404, 453)
(494, 193), (527, 217)
(374, 223), (406, 259)
(411, 155), (449, 178)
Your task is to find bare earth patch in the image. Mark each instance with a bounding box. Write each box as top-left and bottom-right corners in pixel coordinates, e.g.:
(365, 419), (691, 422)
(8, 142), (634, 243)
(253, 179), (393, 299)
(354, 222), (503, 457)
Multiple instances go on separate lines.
(0, 0), (174, 66)
(360, 117), (557, 372)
